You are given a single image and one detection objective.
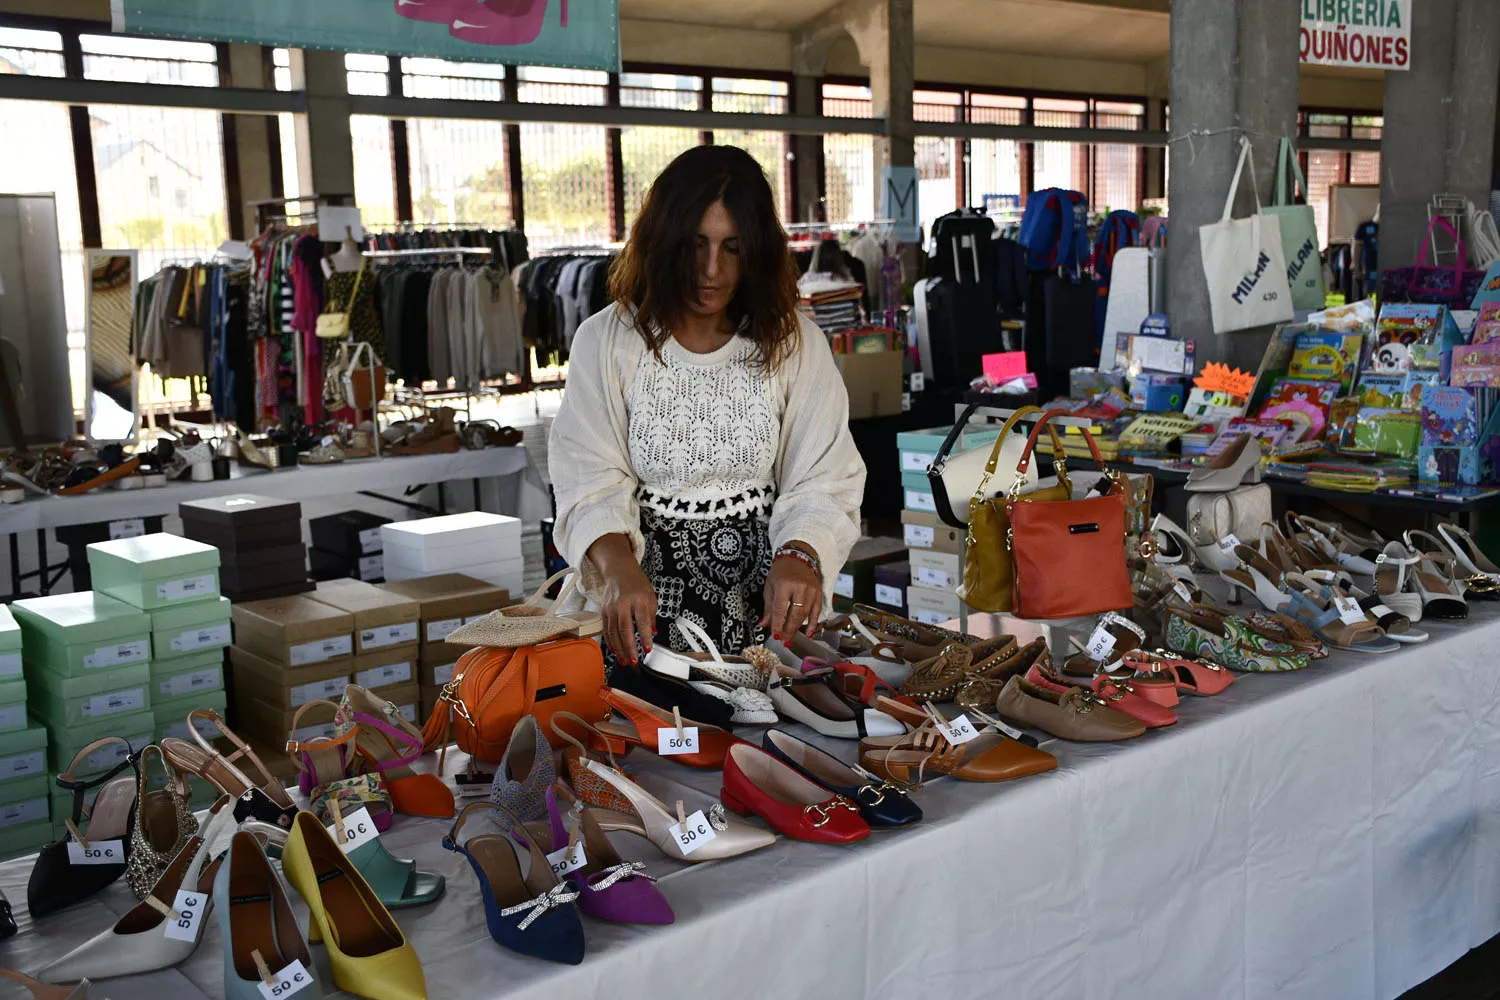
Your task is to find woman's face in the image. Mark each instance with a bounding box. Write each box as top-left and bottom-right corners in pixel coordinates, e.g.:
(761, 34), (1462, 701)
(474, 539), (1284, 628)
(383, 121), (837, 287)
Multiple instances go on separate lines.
(690, 199), (740, 318)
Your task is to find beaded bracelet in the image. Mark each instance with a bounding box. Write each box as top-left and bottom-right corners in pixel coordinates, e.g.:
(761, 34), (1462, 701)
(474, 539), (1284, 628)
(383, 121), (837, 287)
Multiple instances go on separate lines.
(773, 544), (821, 578)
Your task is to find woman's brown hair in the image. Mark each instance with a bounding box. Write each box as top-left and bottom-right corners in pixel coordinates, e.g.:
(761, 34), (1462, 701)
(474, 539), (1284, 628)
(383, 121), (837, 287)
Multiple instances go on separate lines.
(609, 145), (800, 370)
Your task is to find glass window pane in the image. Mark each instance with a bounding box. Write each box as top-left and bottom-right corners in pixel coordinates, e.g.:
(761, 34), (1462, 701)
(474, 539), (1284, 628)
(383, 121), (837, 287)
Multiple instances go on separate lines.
(823, 84), (872, 119)
(715, 131), (789, 220)
(711, 78), (787, 114)
(622, 127), (699, 232)
(521, 123), (608, 248)
(620, 73), (700, 111)
(1306, 150), (1345, 248)
(407, 118), (512, 228)
(401, 57), (505, 100)
(823, 133), (874, 223)
(970, 138), (1023, 207)
(346, 53), (389, 97)
(0, 27), (65, 77)
(1033, 98), (1089, 195)
(517, 66), (607, 105)
(916, 136), (957, 235)
(351, 115), (396, 224)
(1093, 144), (1138, 212)
(81, 34), (218, 86)
(914, 88), (961, 123)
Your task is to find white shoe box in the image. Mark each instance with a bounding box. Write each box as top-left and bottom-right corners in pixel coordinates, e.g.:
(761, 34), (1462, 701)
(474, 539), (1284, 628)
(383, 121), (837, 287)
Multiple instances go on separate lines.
(381, 513), (521, 573)
(383, 553), (525, 600)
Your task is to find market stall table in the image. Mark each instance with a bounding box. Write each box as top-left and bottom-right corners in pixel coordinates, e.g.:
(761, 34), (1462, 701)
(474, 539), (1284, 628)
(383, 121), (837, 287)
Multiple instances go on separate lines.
(1, 600), (1498, 1000)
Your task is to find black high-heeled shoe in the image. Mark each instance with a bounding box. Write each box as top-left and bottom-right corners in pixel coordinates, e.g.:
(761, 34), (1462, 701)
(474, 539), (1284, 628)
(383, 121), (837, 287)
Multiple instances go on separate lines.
(0, 889), (17, 940)
(28, 738), (140, 919)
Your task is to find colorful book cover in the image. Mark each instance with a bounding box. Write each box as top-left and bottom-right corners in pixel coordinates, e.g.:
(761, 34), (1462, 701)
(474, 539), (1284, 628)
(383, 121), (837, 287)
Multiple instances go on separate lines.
(1288, 331), (1363, 392)
(1256, 379), (1342, 443)
(1370, 303), (1445, 374)
(1224, 416), (1295, 449)
(1472, 301), (1500, 345)
(1470, 261), (1500, 311)
(1420, 386), (1480, 446)
(1353, 373), (1407, 408)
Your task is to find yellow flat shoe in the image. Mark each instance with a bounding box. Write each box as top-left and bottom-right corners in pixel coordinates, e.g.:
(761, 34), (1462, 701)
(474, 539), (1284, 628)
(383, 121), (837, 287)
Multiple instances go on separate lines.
(281, 812), (427, 1000)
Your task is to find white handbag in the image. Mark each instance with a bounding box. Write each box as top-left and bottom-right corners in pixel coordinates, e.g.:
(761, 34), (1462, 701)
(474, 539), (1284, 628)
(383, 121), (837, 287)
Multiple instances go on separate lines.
(1185, 483), (1272, 553)
(926, 403), (1046, 527)
(1199, 137), (1295, 334)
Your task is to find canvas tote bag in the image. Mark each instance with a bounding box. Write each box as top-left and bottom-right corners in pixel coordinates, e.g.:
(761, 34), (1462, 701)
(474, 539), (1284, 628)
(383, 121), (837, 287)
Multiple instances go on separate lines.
(1267, 138), (1327, 311)
(1199, 136), (1295, 333)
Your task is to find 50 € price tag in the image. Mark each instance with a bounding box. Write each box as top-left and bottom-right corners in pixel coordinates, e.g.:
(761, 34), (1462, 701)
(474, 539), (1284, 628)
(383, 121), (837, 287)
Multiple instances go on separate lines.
(325, 806), (380, 853)
(256, 959), (314, 999)
(1333, 595), (1367, 626)
(939, 714), (979, 745)
(667, 810), (717, 857)
(545, 842), (587, 877)
(163, 889), (208, 942)
(655, 726), (699, 755)
(67, 839), (123, 865)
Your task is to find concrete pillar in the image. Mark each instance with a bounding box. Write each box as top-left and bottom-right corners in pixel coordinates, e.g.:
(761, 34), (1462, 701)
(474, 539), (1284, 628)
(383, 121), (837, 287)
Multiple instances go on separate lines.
(1165, 0), (1298, 371)
(290, 49), (356, 200)
(1382, 0), (1500, 268)
(790, 74), (825, 222)
(221, 44), (277, 240)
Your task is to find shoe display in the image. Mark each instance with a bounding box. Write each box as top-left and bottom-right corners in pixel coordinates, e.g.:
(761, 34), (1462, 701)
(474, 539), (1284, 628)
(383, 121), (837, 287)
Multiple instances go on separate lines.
(289, 699), (394, 832)
(0, 969), (90, 999)
(1119, 649), (1236, 696)
(1220, 542), (1292, 611)
(1185, 432), (1262, 491)
(339, 684), (456, 818)
(767, 660), (905, 739)
(1164, 606), (1311, 672)
(762, 729), (921, 829)
(590, 686), (740, 769)
(859, 709), (1058, 782)
(490, 714), (557, 820)
(1374, 541), (1427, 623)
(329, 808), (446, 911)
(1024, 661), (1177, 728)
(643, 617), (776, 724)
(900, 634), (1018, 701)
(162, 709), (299, 829)
(952, 637), (1051, 714)
(1404, 530), (1472, 619)
(531, 782), (674, 925)
(124, 743), (198, 900)
(549, 711), (639, 815)
(604, 658), (736, 732)
(1282, 573), (1401, 653)
(29, 738), (140, 919)
(281, 812), (427, 999)
(720, 742), (870, 844)
(994, 674), (1147, 742)
(1437, 522), (1500, 589)
(215, 830), (325, 1000)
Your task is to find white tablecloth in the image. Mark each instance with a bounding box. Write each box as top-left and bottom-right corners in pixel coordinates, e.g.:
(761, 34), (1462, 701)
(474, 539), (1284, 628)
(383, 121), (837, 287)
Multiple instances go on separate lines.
(2, 600), (1498, 1000)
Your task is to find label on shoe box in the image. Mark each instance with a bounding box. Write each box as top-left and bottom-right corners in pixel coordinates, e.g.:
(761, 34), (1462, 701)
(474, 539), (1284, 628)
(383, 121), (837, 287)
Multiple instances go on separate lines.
(160, 667), (222, 698)
(256, 958), (314, 1000)
(427, 618), (463, 642)
(358, 527), (383, 554)
(909, 608), (949, 626)
(0, 653), (18, 678)
(913, 565), (951, 588)
(109, 518), (146, 540)
(326, 806), (380, 853)
(465, 614), (488, 625)
(834, 573), (855, 599)
(163, 889), (208, 943)
(84, 640), (150, 669)
(875, 583), (904, 608)
(357, 554), (384, 580)
(0, 705), (22, 731)
(288, 634), (354, 666)
(546, 842), (587, 877)
(288, 677), (349, 707)
(67, 838), (124, 864)
(170, 623), (232, 653)
(0, 749), (44, 781)
(1333, 595), (1367, 626)
(292, 721), (338, 743)
(86, 739), (131, 772)
(904, 489), (937, 513)
(162, 715), (220, 744)
(668, 810), (717, 856)
(939, 714), (979, 745)
(356, 660), (412, 689)
(0, 797), (45, 826)
(397, 703), (416, 723)
(157, 574), (216, 601)
(360, 622), (418, 649)
(901, 450), (935, 472)
(432, 662), (458, 687)
(82, 687), (146, 718)
(655, 726), (700, 755)
(904, 524), (935, 549)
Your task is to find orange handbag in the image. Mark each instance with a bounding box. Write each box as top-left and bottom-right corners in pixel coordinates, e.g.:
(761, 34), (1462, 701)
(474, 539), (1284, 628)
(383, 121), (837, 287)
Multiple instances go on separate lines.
(1006, 409), (1133, 620)
(421, 637), (609, 769)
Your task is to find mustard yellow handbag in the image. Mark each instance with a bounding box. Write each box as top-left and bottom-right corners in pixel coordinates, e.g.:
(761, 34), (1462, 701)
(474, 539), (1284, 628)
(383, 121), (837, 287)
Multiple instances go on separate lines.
(316, 255), (368, 341)
(957, 405), (1073, 614)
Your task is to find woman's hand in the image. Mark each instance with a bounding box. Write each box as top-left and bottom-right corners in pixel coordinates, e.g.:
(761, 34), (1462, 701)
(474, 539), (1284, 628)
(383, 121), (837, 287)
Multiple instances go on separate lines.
(586, 534), (658, 665)
(762, 542), (823, 640)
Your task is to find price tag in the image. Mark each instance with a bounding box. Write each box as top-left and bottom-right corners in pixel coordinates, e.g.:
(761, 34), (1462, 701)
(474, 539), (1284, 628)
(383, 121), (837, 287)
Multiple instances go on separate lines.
(358, 527), (383, 554)
(667, 810), (717, 856)
(83, 640), (149, 669)
(0, 750), (43, 780)
(875, 583), (904, 608)
(160, 667), (222, 698)
(1333, 595), (1367, 626)
(289, 677), (349, 707)
(158, 574), (216, 601)
(833, 573), (855, 599)
(256, 959), (314, 1000)
(0, 652), (20, 678)
(431, 662), (457, 686)
(545, 842), (587, 877)
(1083, 624), (1117, 661)
(397, 704), (417, 722)
(357, 554), (383, 579)
(905, 490), (937, 513)
(82, 687), (146, 718)
(288, 634), (353, 666)
(901, 451), (935, 472)
(163, 889), (208, 942)
(326, 806), (380, 853)
(170, 623), (232, 652)
(360, 623), (418, 649)
(656, 726), (700, 755)
(67, 839), (124, 865)
(914, 565), (950, 588)
(109, 518), (146, 539)
(1217, 533), (1243, 554)
(426, 618), (462, 642)
(910, 371), (925, 392)
(904, 524), (935, 549)
(939, 714), (979, 744)
(1172, 580), (1195, 603)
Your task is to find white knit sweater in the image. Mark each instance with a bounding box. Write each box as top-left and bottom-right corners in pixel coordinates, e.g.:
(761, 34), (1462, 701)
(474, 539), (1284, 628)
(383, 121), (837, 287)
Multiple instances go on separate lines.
(549, 306), (867, 610)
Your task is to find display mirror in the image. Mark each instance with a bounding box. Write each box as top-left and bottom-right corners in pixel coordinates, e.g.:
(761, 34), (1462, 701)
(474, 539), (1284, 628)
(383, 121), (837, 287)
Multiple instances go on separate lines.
(84, 249), (139, 444)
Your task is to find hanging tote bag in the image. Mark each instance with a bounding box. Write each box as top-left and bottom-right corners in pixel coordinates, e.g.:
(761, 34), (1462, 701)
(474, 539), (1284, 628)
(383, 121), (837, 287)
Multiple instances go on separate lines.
(316, 255), (368, 340)
(1378, 216), (1486, 307)
(1006, 409), (1133, 620)
(957, 405), (1073, 614)
(1198, 137), (1295, 334)
(1266, 138), (1327, 311)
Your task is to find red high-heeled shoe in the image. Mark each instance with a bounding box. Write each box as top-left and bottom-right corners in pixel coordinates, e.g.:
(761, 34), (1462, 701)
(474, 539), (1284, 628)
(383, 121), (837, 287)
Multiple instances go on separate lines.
(449, 0), (560, 46)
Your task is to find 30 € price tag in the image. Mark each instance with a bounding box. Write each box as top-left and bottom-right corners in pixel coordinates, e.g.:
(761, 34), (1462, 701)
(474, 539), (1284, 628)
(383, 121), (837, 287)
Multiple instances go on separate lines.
(163, 889), (208, 942)
(667, 810), (717, 856)
(1083, 624), (1116, 661)
(545, 842), (587, 877)
(67, 839), (123, 865)
(939, 714), (979, 744)
(326, 806), (379, 853)
(1333, 595), (1367, 626)
(656, 727), (699, 755)
(256, 959), (314, 999)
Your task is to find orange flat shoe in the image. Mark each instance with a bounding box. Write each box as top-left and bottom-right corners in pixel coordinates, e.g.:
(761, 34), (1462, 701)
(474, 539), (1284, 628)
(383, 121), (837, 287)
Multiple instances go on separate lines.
(592, 687), (740, 769)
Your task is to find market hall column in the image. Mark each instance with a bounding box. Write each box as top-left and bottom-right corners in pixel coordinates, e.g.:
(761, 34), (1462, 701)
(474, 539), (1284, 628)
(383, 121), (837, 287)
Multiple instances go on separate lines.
(1165, 0), (1298, 371)
(289, 48), (357, 201)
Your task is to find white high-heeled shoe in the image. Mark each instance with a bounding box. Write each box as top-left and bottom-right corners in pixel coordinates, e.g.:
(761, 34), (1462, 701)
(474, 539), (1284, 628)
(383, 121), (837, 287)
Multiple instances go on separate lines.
(1404, 531), (1470, 621)
(1185, 433), (1262, 492)
(1152, 513), (1238, 574)
(581, 759), (776, 863)
(1219, 543), (1291, 611)
(643, 618), (777, 725)
(1373, 542), (1425, 622)
(1436, 523), (1500, 590)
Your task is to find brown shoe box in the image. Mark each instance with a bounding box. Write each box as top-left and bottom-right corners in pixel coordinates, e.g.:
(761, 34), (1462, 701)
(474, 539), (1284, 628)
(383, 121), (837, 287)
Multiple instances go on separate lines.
(231, 596), (355, 668)
(230, 645), (353, 710)
(365, 681), (421, 727)
(237, 696), (340, 751)
(180, 494), (304, 549)
(351, 643), (418, 692)
(419, 641), (468, 687)
(378, 574), (511, 646)
(225, 579), (317, 603)
(220, 544), (311, 593)
(309, 579), (420, 654)
(900, 509), (966, 555)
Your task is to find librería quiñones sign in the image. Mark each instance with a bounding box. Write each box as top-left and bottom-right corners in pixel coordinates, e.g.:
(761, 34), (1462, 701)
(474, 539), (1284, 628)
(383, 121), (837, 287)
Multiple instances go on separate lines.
(1300, 0), (1411, 70)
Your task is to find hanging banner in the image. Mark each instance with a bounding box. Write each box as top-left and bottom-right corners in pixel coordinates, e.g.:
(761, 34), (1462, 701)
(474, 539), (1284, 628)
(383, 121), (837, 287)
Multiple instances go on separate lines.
(883, 166), (919, 244)
(1300, 0), (1410, 70)
(111, 0), (619, 72)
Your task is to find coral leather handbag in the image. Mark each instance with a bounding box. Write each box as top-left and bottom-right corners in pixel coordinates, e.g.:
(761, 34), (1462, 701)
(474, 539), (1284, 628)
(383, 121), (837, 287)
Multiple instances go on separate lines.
(422, 637), (609, 767)
(1006, 409), (1133, 620)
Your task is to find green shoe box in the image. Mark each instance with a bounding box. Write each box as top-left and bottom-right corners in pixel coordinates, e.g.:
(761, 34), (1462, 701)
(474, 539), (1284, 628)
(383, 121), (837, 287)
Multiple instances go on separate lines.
(1, 774), (51, 834)
(0, 721), (46, 789)
(150, 649), (225, 702)
(151, 596), (232, 661)
(30, 661), (151, 728)
(12, 592), (151, 677)
(153, 688), (228, 743)
(0, 604), (22, 679)
(0, 818), (52, 861)
(86, 532), (221, 611)
(45, 709), (153, 777)
(0, 676), (25, 710)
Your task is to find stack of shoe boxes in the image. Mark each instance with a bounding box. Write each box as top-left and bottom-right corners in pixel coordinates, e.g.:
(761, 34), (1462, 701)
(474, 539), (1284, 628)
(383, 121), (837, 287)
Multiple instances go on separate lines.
(831, 537), (907, 615)
(0, 606), (48, 860)
(381, 512), (524, 596)
(308, 579), (421, 724)
(896, 424), (997, 626)
(147, 595), (232, 744)
(309, 511), (391, 583)
(54, 516), (166, 591)
(179, 495), (313, 602)
(230, 595), (355, 751)
(380, 574), (511, 717)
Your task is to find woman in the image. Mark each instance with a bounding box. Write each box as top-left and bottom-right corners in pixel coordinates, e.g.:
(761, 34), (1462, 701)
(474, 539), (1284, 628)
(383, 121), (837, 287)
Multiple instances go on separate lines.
(549, 145), (866, 670)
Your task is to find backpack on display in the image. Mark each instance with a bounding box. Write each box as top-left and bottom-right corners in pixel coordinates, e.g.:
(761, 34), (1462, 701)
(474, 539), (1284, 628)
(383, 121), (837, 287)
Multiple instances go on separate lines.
(921, 276), (1006, 389)
(1019, 188), (1089, 272)
(992, 236), (1029, 321)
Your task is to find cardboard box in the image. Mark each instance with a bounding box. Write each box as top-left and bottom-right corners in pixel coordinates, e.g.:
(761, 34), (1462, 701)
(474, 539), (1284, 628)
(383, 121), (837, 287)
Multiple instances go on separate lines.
(900, 509), (966, 555)
(909, 548), (962, 590)
(906, 584), (962, 626)
(833, 536), (908, 605)
(310, 579), (420, 653)
(380, 513), (522, 574)
(310, 547), (385, 583)
(219, 543), (310, 594)
(833, 349), (905, 420)
(420, 657), (462, 689)
(382, 554), (523, 596)
(150, 596), (232, 661)
(379, 574), (511, 645)
(310, 510), (391, 558)
(366, 681), (420, 724)
(11, 592), (149, 678)
(226, 580), (316, 603)
(236, 701), (337, 763)
(179, 494), (303, 549)
(231, 596), (355, 667)
(351, 644), (418, 691)
(85, 532), (222, 611)
(873, 561), (910, 614)
(230, 645), (352, 710)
